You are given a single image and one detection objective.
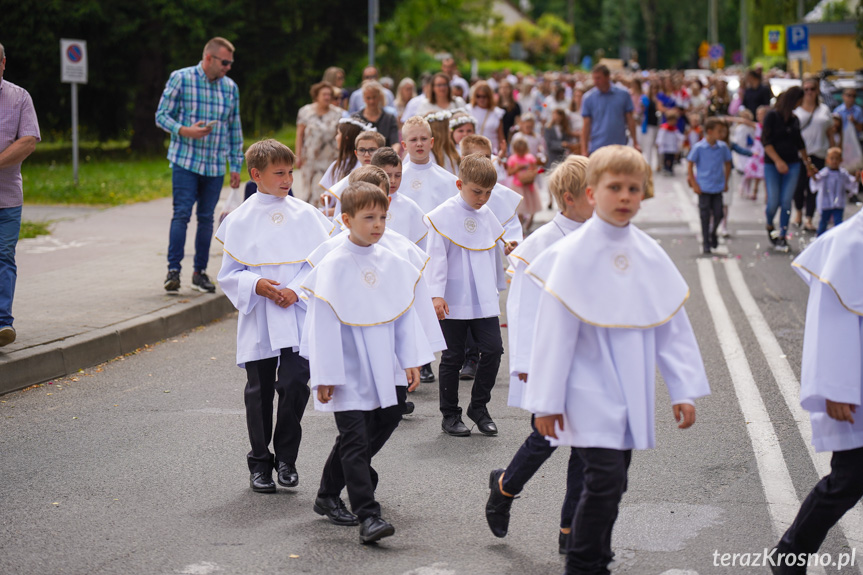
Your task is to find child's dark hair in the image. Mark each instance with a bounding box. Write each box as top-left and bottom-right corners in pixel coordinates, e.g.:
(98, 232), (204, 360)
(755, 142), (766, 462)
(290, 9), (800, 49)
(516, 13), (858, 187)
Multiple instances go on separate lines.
(370, 147), (401, 168)
(704, 117), (726, 133)
(245, 139), (295, 177)
(348, 165), (390, 192)
(341, 181), (389, 217)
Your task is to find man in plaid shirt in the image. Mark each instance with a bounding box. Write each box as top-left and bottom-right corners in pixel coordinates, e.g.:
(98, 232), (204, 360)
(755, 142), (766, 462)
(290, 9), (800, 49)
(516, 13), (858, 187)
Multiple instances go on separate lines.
(156, 36), (243, 294)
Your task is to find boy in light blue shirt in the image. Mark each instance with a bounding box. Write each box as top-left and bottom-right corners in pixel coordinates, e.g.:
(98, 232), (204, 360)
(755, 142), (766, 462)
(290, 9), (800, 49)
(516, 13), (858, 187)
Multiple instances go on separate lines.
(687, 117), (732, 255)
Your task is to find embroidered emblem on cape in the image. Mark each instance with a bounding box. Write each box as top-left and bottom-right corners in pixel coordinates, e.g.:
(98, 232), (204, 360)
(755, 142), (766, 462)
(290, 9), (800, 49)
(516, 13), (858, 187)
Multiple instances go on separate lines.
(362, 269), (378, 287)
(464, 217), (478, 234)
(613, 253), (629, 272)
(270, 212), (285, 226)
(386, 211), (393, 222)
(411, 179), (422, 190)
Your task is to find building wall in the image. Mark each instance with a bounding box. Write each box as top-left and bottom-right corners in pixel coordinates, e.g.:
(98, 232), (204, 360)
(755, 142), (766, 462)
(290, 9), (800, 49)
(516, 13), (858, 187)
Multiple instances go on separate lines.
(800, 34), (863, 74)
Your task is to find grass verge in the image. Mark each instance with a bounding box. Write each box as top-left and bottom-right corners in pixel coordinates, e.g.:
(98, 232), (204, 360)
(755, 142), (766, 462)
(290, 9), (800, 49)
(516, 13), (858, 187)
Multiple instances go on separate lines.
(22, 125), (298, 206)
(19, 220), (51, 239)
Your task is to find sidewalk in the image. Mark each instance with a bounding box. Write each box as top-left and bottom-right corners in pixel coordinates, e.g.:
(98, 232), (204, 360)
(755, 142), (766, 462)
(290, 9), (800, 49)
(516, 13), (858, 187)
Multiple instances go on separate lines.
(0, 192), (235, 395)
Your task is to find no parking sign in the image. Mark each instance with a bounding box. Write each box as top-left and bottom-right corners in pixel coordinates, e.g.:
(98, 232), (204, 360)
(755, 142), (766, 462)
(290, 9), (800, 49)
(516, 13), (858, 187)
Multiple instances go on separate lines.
(60, 39), (88, 84)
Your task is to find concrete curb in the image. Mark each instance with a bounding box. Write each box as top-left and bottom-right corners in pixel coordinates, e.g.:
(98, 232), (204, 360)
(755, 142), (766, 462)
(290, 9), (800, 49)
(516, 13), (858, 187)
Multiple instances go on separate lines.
(0, 294), (235, 396)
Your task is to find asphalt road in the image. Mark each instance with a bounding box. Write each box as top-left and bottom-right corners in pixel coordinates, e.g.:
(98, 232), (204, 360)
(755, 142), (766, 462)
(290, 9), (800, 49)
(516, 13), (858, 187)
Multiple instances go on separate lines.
(2, 170), (861, 575)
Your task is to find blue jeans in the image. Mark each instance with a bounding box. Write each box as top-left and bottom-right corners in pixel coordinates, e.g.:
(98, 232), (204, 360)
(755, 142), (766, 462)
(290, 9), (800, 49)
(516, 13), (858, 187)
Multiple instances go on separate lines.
(0, 206), (22, 327)
(764, 162), (801, 239)
(167, 165), (223, 272)
(816, 208), (844, 236)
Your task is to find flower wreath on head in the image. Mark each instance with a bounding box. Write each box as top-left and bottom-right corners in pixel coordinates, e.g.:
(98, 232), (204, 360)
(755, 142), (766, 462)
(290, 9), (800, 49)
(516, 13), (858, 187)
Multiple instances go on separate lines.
(424, 110), (453, 124)
(338, 117), (377, 132)
(449, 114), (477, 131)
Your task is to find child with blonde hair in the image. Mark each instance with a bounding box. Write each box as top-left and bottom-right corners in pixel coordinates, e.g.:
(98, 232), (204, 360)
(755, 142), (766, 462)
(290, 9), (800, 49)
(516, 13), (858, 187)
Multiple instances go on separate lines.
(522, 145), (710, 573)
(486, 155), (594, 554)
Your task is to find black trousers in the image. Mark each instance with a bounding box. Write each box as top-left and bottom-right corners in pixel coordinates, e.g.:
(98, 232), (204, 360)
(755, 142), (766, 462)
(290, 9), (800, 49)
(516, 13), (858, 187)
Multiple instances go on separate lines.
(502, 417), (585, 529)
(464, 331), (479, 365)
(243, 348), (310, 473)
(566, 448), (632, 575)
(698, 192), (723, 250)
(775, 447), (863, 574)
(438, 317), (503, 417)
(793, 155), (825, 219)
(317, 387), (407, 521)
(663, 153), (676, 173)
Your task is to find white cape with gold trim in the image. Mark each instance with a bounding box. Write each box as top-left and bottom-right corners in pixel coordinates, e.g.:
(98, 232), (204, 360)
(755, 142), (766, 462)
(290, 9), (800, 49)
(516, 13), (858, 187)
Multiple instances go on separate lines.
(306, 229), (444, 351)
(522, 217), (709, 450)
(506, 213), (582, 408)
(400, 159), (459, 213)
(525, 217), (688, 328)
(793, 210), (863, 316)
(215, 192), (335, 266)
(215, 193), (334, 365)
(300, 242), (438, 412)
(792, 210), (863, 452)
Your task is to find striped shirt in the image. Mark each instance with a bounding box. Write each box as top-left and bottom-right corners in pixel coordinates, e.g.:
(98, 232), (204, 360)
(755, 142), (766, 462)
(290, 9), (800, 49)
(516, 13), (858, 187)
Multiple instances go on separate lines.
(0, 79), (41, 208)
(155, 64), (244, 177)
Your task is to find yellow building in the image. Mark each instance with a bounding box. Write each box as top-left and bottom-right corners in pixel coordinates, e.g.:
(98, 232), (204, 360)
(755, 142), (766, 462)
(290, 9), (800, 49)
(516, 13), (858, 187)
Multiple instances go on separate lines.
(797, 21), (863, 74)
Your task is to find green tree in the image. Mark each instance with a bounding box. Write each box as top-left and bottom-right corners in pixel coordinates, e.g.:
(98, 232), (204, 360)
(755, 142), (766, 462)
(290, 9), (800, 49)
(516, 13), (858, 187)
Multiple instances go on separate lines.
(375, 0), (494, 79)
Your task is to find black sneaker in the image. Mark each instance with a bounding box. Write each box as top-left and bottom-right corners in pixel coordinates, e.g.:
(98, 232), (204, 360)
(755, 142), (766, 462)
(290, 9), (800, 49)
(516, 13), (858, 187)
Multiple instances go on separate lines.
(164, 269), (181, 292)
(402, 401), (415, 415)
(774, 237), (790, 253)
(459, 359), (478, 380)
(419, 364), (435, 383)
(192, 271), (216, 293)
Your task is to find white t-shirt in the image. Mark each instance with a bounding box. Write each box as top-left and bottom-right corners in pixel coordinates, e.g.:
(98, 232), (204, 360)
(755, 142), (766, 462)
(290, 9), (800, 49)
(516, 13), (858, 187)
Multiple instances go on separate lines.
(795, 103), (834, 159)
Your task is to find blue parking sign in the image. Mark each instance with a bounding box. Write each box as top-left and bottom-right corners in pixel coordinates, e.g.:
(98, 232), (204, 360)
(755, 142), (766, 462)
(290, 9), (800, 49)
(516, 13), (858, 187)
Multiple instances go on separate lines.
(787, 24), (809, 59)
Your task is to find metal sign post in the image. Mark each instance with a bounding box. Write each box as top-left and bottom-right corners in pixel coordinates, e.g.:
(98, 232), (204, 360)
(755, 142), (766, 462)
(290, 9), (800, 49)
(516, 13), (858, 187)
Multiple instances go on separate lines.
(60, 39), (88, 186)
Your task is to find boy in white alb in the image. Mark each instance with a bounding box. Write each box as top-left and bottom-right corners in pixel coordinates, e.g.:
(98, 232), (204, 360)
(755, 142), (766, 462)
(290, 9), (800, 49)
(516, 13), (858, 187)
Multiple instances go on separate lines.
(772, 209), (863, 574)
(485, 156), (593, 555)
(370, 147), (428, 249)
(400, 116), (459, 213)
(216, 139), (335, 493)
(522, 145), (710, 574)
(309, 165), (445, 417)
(301, 182), (438, 544)
(425, 154), (506, 437)
(456, 134), (523, 379)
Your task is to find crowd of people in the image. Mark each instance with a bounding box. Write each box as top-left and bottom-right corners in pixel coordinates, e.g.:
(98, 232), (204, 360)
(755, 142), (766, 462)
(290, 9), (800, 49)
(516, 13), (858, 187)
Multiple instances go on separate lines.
(148, 39), (863, 575)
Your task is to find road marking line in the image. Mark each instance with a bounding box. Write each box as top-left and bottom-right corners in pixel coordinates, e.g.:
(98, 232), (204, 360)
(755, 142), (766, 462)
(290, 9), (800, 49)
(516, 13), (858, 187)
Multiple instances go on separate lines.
(672, 181), (701, 234)
(697, 260), (806, 540)
(723, 258), (863, 569)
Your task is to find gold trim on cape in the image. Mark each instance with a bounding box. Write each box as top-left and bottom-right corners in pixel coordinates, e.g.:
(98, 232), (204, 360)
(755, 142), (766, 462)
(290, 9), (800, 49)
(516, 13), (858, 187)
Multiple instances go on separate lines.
(301, 273), (422, 327)
(792, 262), (863, 317)
(426, 218), (504, 252)
(527, 270), (690, 329)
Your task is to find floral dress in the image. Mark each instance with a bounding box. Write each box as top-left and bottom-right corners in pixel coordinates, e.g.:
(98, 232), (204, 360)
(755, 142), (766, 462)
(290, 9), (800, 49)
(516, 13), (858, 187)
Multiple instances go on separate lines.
(744, 123), (764, 179)
(296, 103), (343, 203)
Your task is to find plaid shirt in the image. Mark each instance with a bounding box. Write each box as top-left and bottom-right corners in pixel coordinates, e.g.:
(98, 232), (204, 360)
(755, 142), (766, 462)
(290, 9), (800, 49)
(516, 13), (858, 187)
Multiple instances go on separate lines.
(0, 79), (41, 208)
(155, 64), (243, 177)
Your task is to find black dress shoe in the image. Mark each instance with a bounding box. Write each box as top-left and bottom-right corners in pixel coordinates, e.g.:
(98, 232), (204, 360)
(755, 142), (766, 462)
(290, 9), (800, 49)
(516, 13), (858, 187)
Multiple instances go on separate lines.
(419, 364), (436, 383)
(559, 530), (568, 554)
(402, 401), (415, 415)
(467, 408), (498, 436)
(250, 471), (276, 493)
(359, 515), (395, 544)
(485, 469), (514, 537)
(459, 358), (477, 380)
(313, 496), (359, 526)
(276, 460), (298, 488)
(441, 415), (471, 437)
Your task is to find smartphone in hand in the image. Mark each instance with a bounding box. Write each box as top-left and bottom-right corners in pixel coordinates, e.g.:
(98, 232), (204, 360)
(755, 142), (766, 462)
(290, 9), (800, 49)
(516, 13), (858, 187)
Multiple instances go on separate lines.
(205, 120), (218, 129)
